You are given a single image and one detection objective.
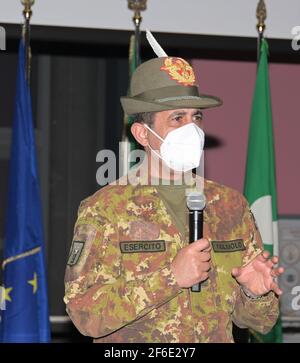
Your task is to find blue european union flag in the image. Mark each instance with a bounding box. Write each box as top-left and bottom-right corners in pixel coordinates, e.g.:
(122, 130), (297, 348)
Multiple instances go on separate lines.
(0, 39), (51, 342)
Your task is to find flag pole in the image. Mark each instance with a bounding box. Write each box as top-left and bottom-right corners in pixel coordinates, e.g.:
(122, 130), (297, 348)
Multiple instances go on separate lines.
(256, 0), (266, 64)
(128, 0), (147, 67)
(21, 0), (34, 84)
(119, 1), (147, 177)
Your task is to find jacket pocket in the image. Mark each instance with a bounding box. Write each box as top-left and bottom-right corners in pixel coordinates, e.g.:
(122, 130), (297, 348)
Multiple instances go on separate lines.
(210, 239), (244, 313)
(120, 240), (175, 281)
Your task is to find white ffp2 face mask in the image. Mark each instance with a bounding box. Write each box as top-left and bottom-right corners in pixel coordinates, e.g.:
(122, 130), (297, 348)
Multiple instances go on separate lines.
(145, 123), (205, 172)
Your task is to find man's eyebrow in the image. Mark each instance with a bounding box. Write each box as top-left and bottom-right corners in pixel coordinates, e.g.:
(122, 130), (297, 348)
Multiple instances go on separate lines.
(168, 111), (187, 119)
(167, 110), (203, 120)
(192, 110), (203, 116)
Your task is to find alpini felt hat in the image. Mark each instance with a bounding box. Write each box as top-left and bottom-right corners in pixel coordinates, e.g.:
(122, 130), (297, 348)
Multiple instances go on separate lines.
(120, 56), (223, 116)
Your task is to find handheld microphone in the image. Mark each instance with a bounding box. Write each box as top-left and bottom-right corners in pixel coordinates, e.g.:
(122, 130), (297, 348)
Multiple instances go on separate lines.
(186, 191), (206, 293)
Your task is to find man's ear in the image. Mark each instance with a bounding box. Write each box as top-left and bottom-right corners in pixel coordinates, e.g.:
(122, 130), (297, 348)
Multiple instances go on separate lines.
(131, 122), (149, 147)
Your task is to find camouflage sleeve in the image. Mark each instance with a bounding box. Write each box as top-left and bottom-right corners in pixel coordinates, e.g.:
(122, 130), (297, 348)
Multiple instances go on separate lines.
(232, 197), (279, 334)
(64, 208), (181, 339)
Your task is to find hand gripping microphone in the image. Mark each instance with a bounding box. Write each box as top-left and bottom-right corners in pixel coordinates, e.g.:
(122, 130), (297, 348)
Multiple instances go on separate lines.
(186, 191), (206, 292)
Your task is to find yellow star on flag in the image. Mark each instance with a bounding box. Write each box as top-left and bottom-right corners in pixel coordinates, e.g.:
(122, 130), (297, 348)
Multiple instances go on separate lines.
(3, 287), (13, 302)
(28, 272), (38, 294)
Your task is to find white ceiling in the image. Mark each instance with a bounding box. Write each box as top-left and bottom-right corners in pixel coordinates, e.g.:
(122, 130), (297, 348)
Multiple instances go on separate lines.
(0, 0), (299, 40)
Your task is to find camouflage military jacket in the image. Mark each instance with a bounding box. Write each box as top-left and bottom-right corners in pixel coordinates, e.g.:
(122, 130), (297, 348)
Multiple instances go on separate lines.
(64, 170), (279, 343)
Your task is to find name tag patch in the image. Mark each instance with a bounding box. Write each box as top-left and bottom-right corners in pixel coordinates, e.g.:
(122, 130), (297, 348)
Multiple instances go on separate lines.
(120, 240), (166, 254)
(212, 239), (246, 253)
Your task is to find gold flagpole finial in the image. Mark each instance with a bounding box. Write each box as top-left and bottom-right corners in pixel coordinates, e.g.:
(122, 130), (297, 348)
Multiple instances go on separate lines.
(21, 0), (35, 22)
(127, 0), (147, 67)
(256, 0), (267, 63)
(128, 0), (147, 28)
(256, 0), (267, 36)
(21, 0), (35, 83)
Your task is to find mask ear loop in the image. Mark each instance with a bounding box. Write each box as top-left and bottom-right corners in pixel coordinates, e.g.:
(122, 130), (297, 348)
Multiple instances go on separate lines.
(143, 124), (164, 160)
(143, 124), (164, 142)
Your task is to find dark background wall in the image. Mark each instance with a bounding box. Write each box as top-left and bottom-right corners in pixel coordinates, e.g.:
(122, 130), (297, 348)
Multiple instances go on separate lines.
(0, 24), (298, 342)
(191, 58), (300, 215)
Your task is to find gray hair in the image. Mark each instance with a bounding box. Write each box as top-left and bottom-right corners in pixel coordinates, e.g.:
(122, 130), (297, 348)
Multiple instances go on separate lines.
(130, 112), (157, 128)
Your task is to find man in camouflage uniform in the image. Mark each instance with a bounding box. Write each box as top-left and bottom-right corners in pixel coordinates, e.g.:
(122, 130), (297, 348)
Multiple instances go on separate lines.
(64, 55), (284, 343)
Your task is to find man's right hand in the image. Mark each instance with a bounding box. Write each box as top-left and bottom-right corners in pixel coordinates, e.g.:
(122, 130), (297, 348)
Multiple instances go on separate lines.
(170, 238), (211, 288)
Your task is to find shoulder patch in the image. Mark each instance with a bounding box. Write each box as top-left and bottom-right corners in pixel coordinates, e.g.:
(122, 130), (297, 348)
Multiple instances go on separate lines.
(67, 241), (85, 266)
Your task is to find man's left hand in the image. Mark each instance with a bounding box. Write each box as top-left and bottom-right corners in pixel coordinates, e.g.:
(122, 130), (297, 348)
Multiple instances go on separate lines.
(231, 251), (284, 297)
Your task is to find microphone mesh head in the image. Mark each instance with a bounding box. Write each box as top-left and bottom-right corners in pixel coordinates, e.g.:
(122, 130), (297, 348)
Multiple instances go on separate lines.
(186, 191), (206, 211)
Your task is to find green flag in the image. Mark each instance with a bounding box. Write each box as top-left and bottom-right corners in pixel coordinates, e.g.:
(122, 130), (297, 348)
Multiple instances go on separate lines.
(120, 35), (140, 176)
(244, 39), (282, 343)
(127, 34), (139, 147)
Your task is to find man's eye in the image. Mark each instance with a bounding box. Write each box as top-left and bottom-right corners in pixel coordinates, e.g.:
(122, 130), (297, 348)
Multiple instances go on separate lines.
(173, 116), (182, 122)
(193, 115), (203, 122)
